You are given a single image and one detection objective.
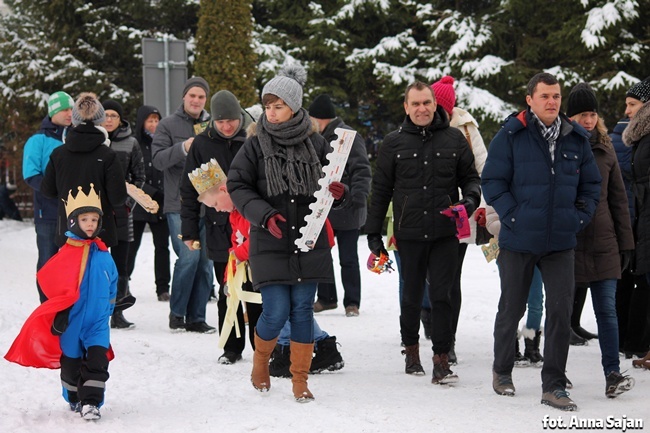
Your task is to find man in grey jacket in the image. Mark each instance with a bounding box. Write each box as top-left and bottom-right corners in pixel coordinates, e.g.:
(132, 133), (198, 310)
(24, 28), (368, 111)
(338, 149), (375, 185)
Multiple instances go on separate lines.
(152, 77), (215, 334)
(308, 94), (371, 317)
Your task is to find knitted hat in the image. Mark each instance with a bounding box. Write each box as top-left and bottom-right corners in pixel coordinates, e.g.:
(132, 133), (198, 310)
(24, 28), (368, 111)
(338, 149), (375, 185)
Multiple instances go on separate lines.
(102, 100), (124, 120)
(48, 91), (74, 117)
(72, 92), (105, 127)
(308, 94), (336, 119)
(626, 76), (650, 103)
(262, 64), (307, 113)
(431, 76), (456, 115)
(183, 77), (210, 97)
(210, 90), (242, 120)
(566, 83), (598, 117)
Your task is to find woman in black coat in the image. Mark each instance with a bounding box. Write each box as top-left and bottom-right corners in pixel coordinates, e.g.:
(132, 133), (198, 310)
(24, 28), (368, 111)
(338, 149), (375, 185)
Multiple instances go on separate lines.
(227, 66), (345, 402)
(42, 92), (127, 250)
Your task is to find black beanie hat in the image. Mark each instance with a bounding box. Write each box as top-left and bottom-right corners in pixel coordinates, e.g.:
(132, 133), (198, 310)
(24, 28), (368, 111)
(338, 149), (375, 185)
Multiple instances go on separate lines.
(102, 100), (124, 120)
(626, 77), (650, 103)
(566, 83), (598, 118)
(308, 94), (336, 119)
(67, 206), (103, 240)
(183, 77), (210, 97)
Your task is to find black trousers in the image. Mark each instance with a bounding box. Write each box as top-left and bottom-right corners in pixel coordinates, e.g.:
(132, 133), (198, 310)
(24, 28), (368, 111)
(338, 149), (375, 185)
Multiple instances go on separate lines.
(127, 220), (171, 295)
(60, 346), (109, 406)
(214, 262), (262, 354)
(616, 269), (650, 353)
(494, 249), (574, 392)
(398, 237), (458, 353)
(316, 228), (362, 307)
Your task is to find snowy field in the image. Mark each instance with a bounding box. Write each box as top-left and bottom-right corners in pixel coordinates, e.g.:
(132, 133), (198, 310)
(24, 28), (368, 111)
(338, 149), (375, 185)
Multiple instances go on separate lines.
(0, 219), (647, 433)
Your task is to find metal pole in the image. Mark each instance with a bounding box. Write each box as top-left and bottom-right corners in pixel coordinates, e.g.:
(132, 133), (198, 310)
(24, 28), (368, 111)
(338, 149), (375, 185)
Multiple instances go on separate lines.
(163, 35), (170, 117)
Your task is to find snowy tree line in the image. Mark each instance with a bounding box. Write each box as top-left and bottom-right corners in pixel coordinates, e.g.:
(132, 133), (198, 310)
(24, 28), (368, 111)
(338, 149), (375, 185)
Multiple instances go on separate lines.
(0, 0), (649, 183)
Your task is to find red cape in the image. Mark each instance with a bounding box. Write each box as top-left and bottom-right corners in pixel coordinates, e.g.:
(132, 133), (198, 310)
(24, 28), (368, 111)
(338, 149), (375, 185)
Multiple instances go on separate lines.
(5, 237), (114, 369)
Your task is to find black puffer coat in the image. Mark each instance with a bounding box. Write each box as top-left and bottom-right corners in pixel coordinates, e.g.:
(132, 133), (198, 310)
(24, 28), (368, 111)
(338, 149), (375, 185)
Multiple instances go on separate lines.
(365, 107), (481, 241)
(227, 125), (334, 290)
(41, 123), (127, 247)
(181, 112), (252, 262)
(321, 118), (371, 230)
(133, 105), (165, 224)
(108, 120), (145, 242)
(624, 101), (650, 274)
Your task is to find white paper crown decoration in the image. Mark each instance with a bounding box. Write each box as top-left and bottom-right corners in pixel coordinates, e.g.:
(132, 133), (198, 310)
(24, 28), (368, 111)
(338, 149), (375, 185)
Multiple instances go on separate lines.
(188, 158), (227, 197)
(64, 184), (103, 218)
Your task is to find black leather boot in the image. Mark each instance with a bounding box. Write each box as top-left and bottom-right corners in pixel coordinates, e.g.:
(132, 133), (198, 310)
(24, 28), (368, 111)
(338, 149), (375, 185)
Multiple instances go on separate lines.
(115, 276), (136, 310)
(111, 309), (135, 329)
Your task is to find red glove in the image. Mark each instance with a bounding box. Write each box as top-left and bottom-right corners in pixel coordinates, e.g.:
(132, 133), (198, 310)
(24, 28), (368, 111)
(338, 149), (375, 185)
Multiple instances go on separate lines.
(328, 181), (346, 200)
(266, 213), (286, 239)
(474, 207), (486, 227)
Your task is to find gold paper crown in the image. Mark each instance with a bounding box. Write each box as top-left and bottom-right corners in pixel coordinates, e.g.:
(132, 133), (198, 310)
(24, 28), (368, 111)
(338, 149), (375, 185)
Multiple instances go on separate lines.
(63, 184), (103, 218)
(188, 158), (227, 197)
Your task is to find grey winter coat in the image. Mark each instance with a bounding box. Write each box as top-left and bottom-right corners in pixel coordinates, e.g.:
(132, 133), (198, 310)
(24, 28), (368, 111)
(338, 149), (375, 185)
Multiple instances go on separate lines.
(320, 118), (371, 231)
(151, 104), (211, 213)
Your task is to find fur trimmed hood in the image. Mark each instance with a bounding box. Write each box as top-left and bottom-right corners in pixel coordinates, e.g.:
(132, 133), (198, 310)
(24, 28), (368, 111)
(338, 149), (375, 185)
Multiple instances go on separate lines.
(623, 101), (650, 146)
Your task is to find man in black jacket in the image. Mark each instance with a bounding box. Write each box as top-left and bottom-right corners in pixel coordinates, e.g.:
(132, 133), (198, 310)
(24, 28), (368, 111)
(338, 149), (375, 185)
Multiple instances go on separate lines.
(308, 94), (371, 317)
(365, 81), (480, 384)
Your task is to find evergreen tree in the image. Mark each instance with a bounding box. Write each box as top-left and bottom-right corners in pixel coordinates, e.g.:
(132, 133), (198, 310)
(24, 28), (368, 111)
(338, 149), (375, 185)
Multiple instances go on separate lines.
(194, 0), (258, 107)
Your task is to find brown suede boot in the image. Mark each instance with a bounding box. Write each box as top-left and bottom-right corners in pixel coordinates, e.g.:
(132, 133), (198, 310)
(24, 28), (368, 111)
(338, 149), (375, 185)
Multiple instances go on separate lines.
(251, 332), (278, 392)
(289, 341), (315, 402)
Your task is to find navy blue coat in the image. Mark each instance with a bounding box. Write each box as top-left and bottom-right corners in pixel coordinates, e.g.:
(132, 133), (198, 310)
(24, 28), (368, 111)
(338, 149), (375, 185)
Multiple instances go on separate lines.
(482, 110), (601, 255)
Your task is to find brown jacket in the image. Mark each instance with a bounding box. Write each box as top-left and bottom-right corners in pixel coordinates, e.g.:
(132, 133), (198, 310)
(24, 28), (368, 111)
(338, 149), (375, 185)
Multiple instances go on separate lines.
(574, 131), (634, 283)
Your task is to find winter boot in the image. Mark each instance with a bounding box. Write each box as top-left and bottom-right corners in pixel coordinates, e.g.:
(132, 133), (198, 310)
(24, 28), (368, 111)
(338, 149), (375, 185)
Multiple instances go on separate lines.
(310, 336), (344, 373)
(420, 308), (432, 340)
(401, 344), (425, 375)
(115, 276), (136, 311)
(514, 338), (529, 367)
(290, 341), (315, 402)
(605, 371), (635, 398)
(432, 353), (458, 384)
(523, 328), (544, 366)
(110, 309), (134, 329)
(251, 331), (278, 392)
(269, 344), (292, 378)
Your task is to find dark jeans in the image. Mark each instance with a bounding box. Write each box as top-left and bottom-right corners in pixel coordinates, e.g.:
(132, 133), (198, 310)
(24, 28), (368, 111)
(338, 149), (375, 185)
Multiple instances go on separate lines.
(398, 237), (458, 354)
(127, 219), (171, 295)
(494, 249), (574, 393)
(214, 261), (262, 354)
(316, 228), (361, 307)
(35, 221), (59, 303)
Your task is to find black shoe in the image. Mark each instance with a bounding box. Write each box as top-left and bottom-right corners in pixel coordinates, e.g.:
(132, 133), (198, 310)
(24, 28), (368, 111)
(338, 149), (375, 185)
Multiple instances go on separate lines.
(572, 326), (597, 340)
(110, 310), (135, 329)
(169, 313), (186, 332)
(269, 344), (292, 378)
(310, 336), (344, 373)
(185, 321), (216, 334)
(218, 351), (243, 365)
(569, 329), (587, 346)
(157, 292), (170, 302)
(605, 371), (635, 398)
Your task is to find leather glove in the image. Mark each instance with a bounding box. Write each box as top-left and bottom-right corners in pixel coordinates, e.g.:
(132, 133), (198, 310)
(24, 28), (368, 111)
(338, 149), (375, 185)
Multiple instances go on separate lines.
(575, 199), (587, 211)
(328, 181), (347, 200)
(367, 233), (388, 257)
(620, 250), (633, 272)
(266, 213), (286, 239)
(474, 207), (487, 227)
(454, 198), (476, 217)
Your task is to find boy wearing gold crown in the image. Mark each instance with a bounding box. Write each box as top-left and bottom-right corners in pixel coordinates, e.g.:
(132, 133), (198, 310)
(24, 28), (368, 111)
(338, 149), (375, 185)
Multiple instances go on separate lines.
(5, 184), (118, 421)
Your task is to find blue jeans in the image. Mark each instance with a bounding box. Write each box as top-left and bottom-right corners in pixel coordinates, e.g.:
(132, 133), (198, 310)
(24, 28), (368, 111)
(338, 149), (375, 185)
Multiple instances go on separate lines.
(167, 213), (213, 323)
(256, 283), (317, 343)
(526, 266), (544, 330)
(35, 221), (59, 303)
(278, 318), (329, 346)
(589, 279), (620, 375)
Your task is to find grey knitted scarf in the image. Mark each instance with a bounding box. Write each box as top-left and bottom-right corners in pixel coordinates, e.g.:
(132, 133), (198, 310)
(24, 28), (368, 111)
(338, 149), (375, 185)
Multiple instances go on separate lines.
(257, 108), (323, 197)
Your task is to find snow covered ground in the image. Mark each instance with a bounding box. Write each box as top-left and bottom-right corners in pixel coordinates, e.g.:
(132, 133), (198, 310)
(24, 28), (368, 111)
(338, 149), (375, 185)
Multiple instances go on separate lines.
(0, 219), (647, 433)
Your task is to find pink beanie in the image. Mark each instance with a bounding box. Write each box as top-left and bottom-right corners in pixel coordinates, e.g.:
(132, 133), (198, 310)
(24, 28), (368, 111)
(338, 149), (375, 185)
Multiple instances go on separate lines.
(431, 76), (456, 116)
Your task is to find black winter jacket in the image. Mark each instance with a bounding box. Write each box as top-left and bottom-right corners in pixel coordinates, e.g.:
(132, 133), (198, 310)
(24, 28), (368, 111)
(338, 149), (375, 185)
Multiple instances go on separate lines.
(321, 118), (372, 231)
(181, 116), (250, 262)
(41, 123), (127, 247)
(365, 107), (481, 241)
(227, 128), (334, 290)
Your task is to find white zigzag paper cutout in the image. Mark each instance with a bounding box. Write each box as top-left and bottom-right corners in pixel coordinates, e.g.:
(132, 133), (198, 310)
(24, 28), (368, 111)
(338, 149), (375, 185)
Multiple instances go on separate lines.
(294, 127), (357, 252)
